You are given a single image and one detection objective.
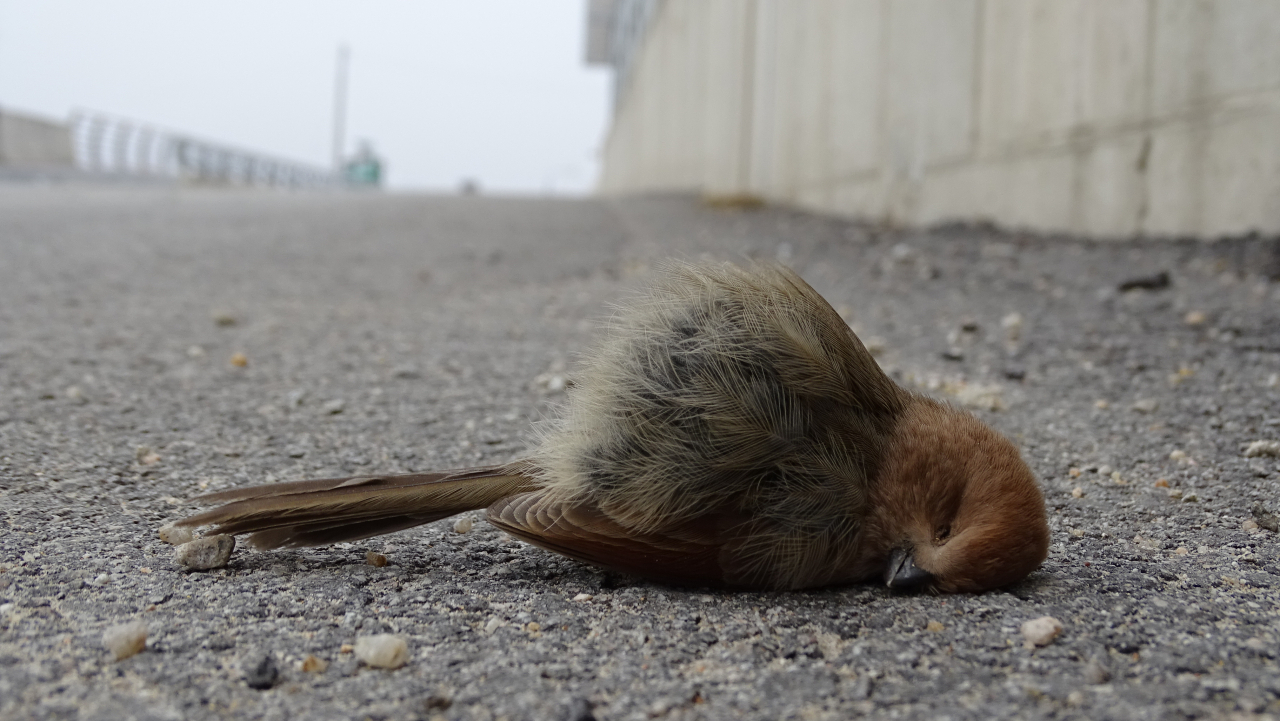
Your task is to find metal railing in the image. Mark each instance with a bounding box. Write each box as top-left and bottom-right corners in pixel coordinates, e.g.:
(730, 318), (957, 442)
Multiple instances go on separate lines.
(586, 0), (662, 107)
(70, 110), (336, 188)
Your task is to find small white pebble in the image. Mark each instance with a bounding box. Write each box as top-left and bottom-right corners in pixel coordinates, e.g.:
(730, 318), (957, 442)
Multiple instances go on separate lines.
(1097, 465), (1112, 476)
(1243, 440), (1280, 458)
(572, 593), (593, 602)
(157, 523), (194, 546)
(1071, 487), (1084, 498)
(1169, 450), (1187, 461)
(1020, 616), (1063, 647)
(354, 634), (409, 669)
(102, 621), (148, 661)
(1131, 399), (1158, 413)
(175, 535), (235, 570)
(484, 617), (503, 634)
(1001, 312), (1023, 341)
(453, 516), (474, 534)
(323, 399), (345, 414)
(1243, 519), (1260, 532)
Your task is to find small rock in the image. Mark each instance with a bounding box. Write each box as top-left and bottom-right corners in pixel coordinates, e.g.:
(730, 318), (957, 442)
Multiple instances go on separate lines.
(300, 655), (328, 673)
(102, 621), (148, 661)
(1084, 659), (1111, 684)
(392, 365), (422, 380)
(1183, 493), (1199, 503)
(230, 352), (248, 367)
(1131, 399), (1158, 413)
(1002, 366), (1026, 381)
(1001, 312), (1023, 341)
(243, 652), (279, 689)
(1243, 440), (1280, 458)
(572, 593), (593, 602)
(1169, 449), (1187, 462)
(65, 385), (83, 400)
(323, 399), (345, 414)
(175, 535), (235, 570)
(1184, 310), (1207, 326)
(863, 337), (887, 355)
(157, 523), (194, 546)
(566, 697), (596, 721)
(424, 693), (453, 710)
(213, 312), (238, 326)
(1153, 478), (1169, 488)
(1094, 400), (1110, 410)
(1097, 464), (1112, 476)
(1020, 616), (1063, 646)
(1251, 503), (1279, 532)
(354, 634), (409, 669)
(926, 620), (944, 632)
(1118, 271), (1170, 292)
(1243, 519), (1260, 532)
(951, 382), (1004, 411)
(1071, 486), (1084, 498)
(1068, 467), (1081, 478)
(1174, 546), (1188, 555)
(941, 349), (965, 362)
(453, 516), (474, 534)
(365, 552), (388, 567)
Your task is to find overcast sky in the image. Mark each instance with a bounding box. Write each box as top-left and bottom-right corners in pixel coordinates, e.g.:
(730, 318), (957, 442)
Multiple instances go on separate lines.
(0, 1), (612, 192)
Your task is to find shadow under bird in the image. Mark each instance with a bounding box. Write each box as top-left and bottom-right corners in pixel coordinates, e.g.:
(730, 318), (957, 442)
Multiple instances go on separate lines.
(175, 261), (1049, 593)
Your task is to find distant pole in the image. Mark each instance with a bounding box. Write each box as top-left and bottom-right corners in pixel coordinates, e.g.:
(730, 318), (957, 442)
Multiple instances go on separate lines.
(332, 44), (350, 174)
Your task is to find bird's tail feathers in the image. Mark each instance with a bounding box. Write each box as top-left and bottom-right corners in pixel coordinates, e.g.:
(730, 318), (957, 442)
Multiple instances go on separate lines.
(176, 461), (539, 549)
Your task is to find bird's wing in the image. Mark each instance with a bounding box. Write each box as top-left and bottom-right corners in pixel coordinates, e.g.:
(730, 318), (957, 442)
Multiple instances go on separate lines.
(487, 492), (732, 587)
(178, 462), (539, 549)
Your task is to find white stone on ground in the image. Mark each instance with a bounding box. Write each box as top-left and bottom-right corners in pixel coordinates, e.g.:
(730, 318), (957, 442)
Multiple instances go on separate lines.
(157, 523), (194, 546)
(354, 634), (409, 669)
(1243, 440), (1280, 458)
(1020, 616), (1063, 647)
(174, 535), (235, 570)
(102, 621), (148, 660)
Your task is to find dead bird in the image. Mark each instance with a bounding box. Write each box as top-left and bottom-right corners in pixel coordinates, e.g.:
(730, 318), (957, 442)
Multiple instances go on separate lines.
(174, 261), (1049, 593)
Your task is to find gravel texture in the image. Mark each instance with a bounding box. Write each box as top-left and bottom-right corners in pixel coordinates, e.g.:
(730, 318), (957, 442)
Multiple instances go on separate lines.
(1, 185), (1279, 720)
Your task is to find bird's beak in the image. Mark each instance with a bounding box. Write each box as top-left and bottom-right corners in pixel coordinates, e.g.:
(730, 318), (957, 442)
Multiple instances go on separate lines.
(885, 547), (935, 590)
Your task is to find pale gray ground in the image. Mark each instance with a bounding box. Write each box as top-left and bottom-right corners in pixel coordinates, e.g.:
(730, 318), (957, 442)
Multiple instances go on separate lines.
(1, 186), (1278, 721)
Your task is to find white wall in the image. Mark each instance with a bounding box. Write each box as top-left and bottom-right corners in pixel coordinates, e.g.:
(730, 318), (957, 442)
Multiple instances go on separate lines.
(598, 0), (1280, 238)
(0, 108), (75, 167)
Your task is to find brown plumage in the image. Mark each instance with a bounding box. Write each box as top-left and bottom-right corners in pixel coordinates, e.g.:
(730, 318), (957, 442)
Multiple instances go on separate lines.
(175, 261), (1049, 593)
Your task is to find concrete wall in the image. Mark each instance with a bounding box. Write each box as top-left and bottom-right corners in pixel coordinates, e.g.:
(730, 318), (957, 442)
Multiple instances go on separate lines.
(0, 109), (75, 167)
(597, 0), (1280, 238)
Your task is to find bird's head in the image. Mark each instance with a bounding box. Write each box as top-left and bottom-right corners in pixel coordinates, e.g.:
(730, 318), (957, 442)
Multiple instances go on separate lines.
(865, 397), (1049, 593)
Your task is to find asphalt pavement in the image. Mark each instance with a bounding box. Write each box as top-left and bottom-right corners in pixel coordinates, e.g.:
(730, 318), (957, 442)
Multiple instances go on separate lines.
(1, 185), (1278, 720)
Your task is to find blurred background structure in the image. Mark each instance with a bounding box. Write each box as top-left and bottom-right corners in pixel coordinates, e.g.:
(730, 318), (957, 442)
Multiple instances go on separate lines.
(588, 0), (1280, 239)
(0, 1), (608, 193)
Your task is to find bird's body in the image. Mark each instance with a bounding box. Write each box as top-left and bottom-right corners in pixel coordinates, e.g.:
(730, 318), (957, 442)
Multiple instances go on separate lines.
(177, 262), (1049, 593)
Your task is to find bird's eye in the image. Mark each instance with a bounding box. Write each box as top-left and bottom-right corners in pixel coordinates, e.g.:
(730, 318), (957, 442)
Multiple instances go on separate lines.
(934, 525), (952, 544)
